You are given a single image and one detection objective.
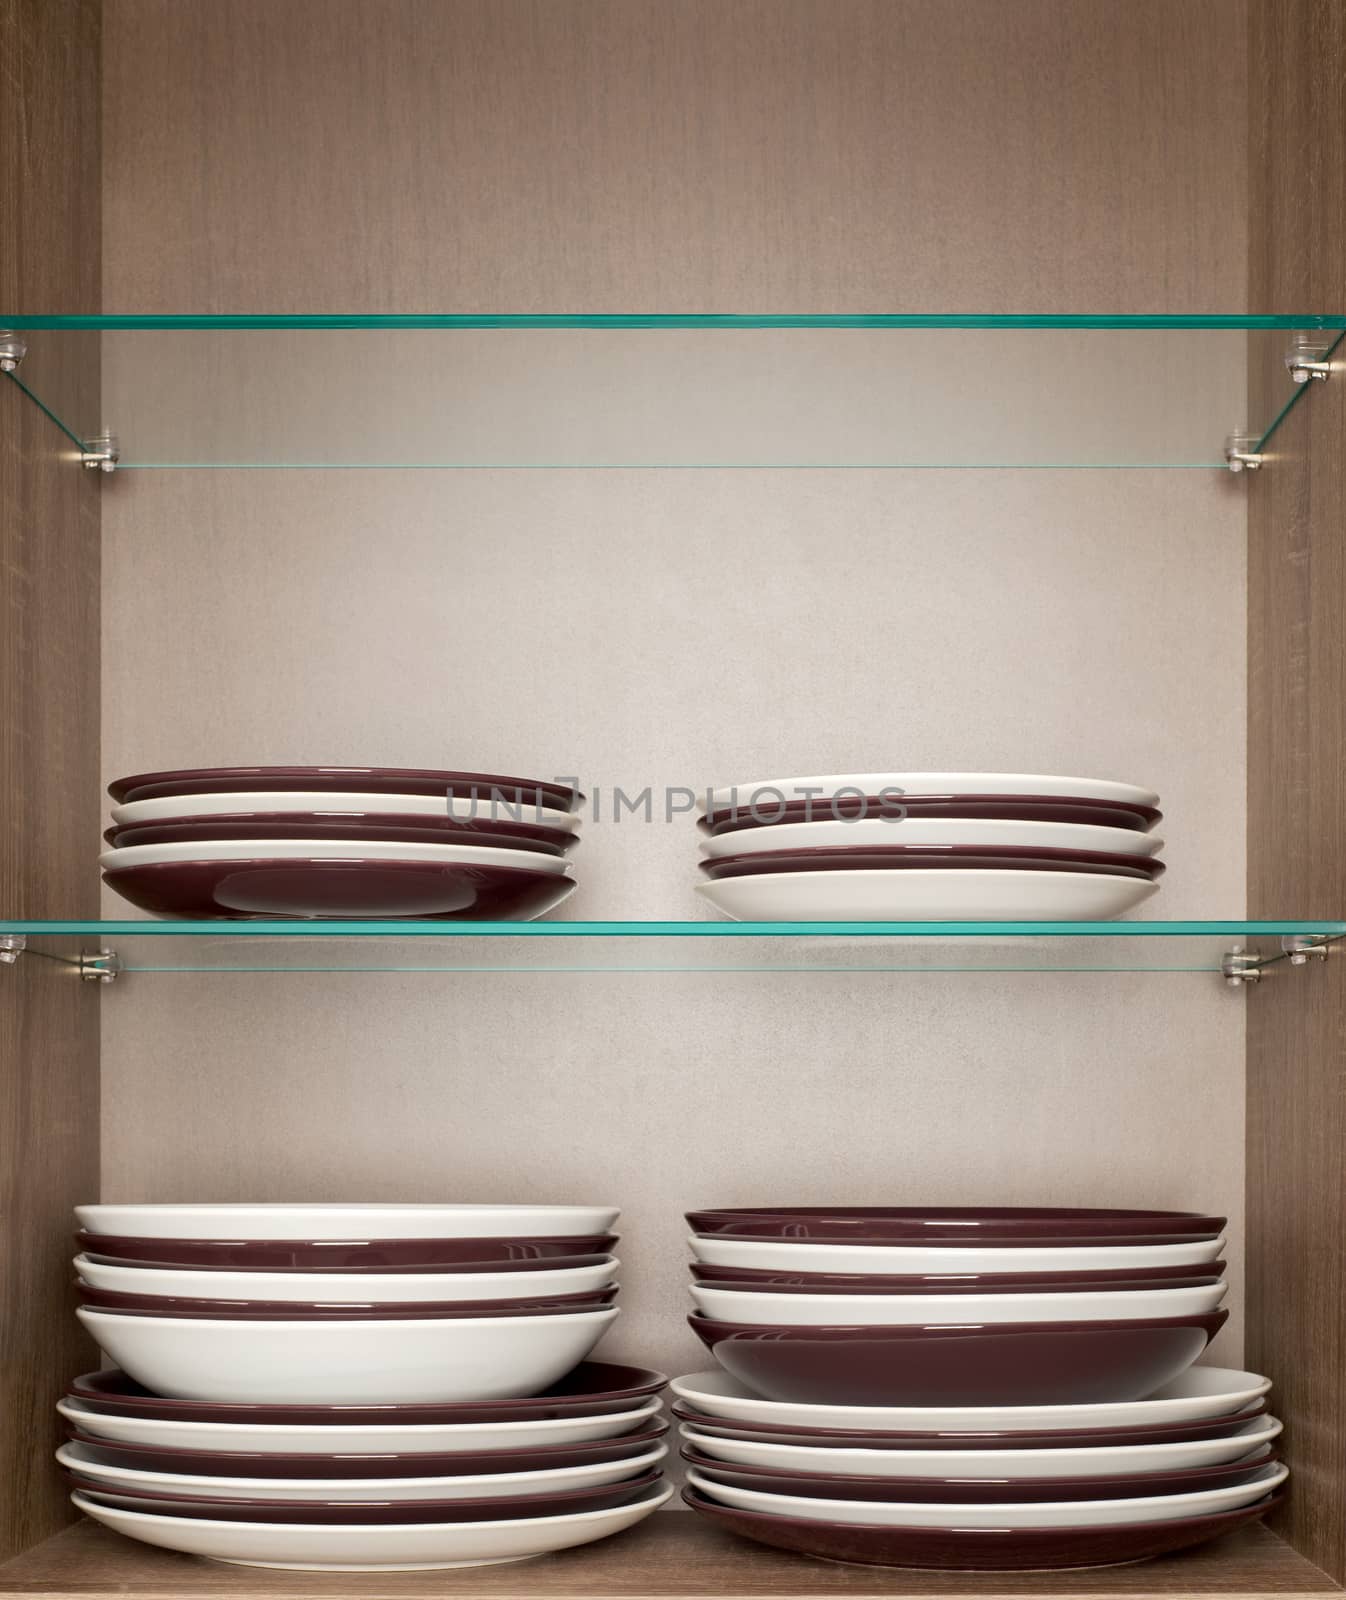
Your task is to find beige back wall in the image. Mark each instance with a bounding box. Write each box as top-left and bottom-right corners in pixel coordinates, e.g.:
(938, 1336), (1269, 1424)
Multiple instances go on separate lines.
(99, 0), (1249, 1391)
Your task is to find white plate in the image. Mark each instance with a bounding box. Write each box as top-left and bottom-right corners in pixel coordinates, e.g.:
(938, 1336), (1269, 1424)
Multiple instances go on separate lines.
(76, 1204), (620, 1240)
(669, 1367), (1271, 1434)
(686, 1464), (1285, 1530)
(109, 791), (583, 831)
(71, 1482), (673, 1571)
(700, 774), (1160, 812)
(78, 1306), (619, 1405)
(696, 869), (1159, 921)
(59, 1441), (666, 1503)
(74, 1255), (618, 1304)
(688, 1282), (1226, 1326)
(680, 1418), (1282, 1479)
(99, 839), (572, 873)
(700, 818), (1163, 859)
(58, 1394), (662, 1455)
(688, 1235), (1225, 1275)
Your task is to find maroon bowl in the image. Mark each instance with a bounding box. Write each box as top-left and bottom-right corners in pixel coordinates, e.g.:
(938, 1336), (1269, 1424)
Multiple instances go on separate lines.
(670, 1399), (1269, 1448)
(104, 812), (577, 855)
(102, 858), (575, 919)
(70, 1361), (667, 1424)
(76, 1284), (617, 1318)
(109, 767), (583, 811)
(700, 846), (1165, 882)
(69, 1468), (662, 1526)
(681, 1443), (1280, 1503)
(686, 1207), (1226, 1243)
(689, 1309), (1229, 1406)
(700, 794), (1163, 835)
(690, 1261), (1226, 1293)
(76, 1231), (617, 1270)
(681, 1483), (1281, 1570)
(68, 1420), (668, 1477)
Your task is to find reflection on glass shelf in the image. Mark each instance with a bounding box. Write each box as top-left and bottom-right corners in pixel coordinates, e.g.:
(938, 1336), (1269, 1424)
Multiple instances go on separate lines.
(2, 315), (1343, 469)
(2, 920), (1341, 974)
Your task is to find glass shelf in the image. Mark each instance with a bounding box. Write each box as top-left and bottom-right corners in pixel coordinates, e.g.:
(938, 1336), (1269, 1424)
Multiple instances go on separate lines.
(2, 919), (1340, 974)
(3, 314), (1343, 469)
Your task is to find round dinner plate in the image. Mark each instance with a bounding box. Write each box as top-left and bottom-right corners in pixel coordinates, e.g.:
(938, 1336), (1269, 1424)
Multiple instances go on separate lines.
(669, 1367), (1271, 1434)
(100, 839), (571, 872)
(688, 1260), (1225, 1291)
(699, 818), (1164, 859)
(77, 1231), (616, 1270)
(109, 791), (582, 830)
(702, 795), (1161, 835)
(78, 1205), (620, 1240)
(695, 868), (1160, 921)
(700, 773), (1160, 811)
(108, 767), (582, 810)
(75, 1284), (618, 1318)
(688, 1234), (1226, 1275)
(105, 813), (577, 854)
(699, 848), (1163, 882)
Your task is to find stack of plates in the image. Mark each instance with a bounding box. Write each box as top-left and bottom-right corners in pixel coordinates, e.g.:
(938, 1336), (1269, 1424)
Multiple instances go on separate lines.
(695, 772), (1163, 920)
(677, 1205), (1284, 1568)
(63, 1203), (672, 1570)
(101, 765), (583, 919)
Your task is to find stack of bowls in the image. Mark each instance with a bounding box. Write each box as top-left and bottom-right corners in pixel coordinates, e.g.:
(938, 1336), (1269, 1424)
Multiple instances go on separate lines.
(101, 765), (583, 919)
(63, 1203), (672, 1570)
(696, 772), (1163, 920)
(678, 1205), (1284, 1569)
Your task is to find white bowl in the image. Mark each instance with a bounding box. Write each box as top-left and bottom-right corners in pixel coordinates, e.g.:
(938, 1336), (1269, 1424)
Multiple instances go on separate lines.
(688, 1282), (1227, 1326)
(696, 869), (1159, 922)
(700, 774), (1159, 812)
(680, 1417), (1282, 1479)
(71, 1482), (673, 1572)
(78, 1306), (619, 1404)
(669, 1367), (1272, 1434)
(700, 818), (1163, 859)
(59, 1441), (666, 1503)
(109, 791), (583, 831)
(76, 1204), (620, 1240)
(99, 839), (572, 872)
(686, 1464), (1285, 1530)
(688, 1235), (1226, 1275)
(74, 1255), (618, 1303)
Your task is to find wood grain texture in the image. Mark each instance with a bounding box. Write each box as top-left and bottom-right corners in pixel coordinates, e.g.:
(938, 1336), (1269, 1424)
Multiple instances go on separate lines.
(0, 1516), (1338, 1600)
(103, 0), (1247, 314)
(1245, 0), (1346, 1584)
(0, 0), (102, 1564)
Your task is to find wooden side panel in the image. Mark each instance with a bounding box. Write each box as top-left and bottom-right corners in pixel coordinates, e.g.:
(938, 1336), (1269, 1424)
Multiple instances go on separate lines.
(0, 0), (102, 1562)
(1246, 0), (1346, 1582)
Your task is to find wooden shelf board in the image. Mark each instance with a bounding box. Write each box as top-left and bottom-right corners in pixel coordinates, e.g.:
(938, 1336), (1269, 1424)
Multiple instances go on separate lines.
(0, 1515), (1339, 1600)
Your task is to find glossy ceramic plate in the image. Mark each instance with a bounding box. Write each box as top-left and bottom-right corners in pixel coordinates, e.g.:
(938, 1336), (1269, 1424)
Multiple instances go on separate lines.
(701, 773), (1159, 811)
(78, 1305), (620, 1404)
(104, 858), (577, 920)
(696, 869), (1160, 921)
(688, 1234), (1226, 1274)
(78, 1205), (620, 1241)
(59, 1393), (663, 1455)
(669, 1366), (1269, 1433)
(680, 1483), (1280, 1571)
(105, 812), (577, 854)
(686, 1206), (1225, 1242)
(109, 767), (582, 810)
(77, 1231), (617, 1269)
(71, 1481), (674, 1571)
(71, 1360), (667, 1424)
(701, 795), (1162, 834)
(700, 846), (1164, 882)
(110, 791), (582, 830)
(75, 1284), (618, 1318)
(689, 1283), (1225, 1326)
(688, 1260), (1226, 1291)
(688, 1309), (1227, 1406)
(699, 818), (1164, 858)
(100, 838), (572, 872)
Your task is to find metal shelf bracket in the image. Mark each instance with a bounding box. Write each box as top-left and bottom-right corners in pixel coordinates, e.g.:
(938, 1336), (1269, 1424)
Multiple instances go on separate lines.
(1222, 947), (1263, 987)
(1280, 933), (1334, 966)
(79, 949), (121, 983)
(1286, 334), (1334, 385)
(81, 432), (120, 472)
(0, 332), (27, 373)
(0, 934), (26, 964)
(0, 938), (120, 982)
(1224, 432), (1264, 473)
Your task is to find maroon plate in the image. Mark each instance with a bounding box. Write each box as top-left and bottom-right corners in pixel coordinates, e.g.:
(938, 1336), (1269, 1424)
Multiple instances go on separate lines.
(686, 1207), (1226, 1242)
(76, 1231), (616, 1270)
(102, 858), (576, 919)
(67, 1420), (668, 1477)
(701, 794), (1163, 834)
(690, 1261), (1225, 1293)
(681, 1483), (1281, 1570)
(689, 1309), (1229, 1406)
(77, 1284), (617, 1317)
(681, 1443), (1280, 1502)
(70, 1361), (668, 1424)
(69, 1467), (662, 1526)
(105, 812), (576, 855)
(700, 845), (1164, 881)
(79, 1295), (616, 1322)
(670, 1399), (1269, 1448)
(109, 767), (583, 811)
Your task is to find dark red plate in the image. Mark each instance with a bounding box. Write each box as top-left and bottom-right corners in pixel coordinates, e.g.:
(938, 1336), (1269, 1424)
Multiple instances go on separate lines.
(700, 845), (1164, 881)
(686, 1207), (1226, 1242)
(76, 1232), (616, 1270)
(681, 1483), (1281, 1570)
(689, 1309), (1228, 1407)
(76, 1284), (617, 1317)
(109, 767), (583, 811)
(69, 1361), (668, 1424)
(104, 812), (576, 855)
(102, 858), (575, 919)
(689, 1261), (1225, 1292)
(701, 794), (1162, 834)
